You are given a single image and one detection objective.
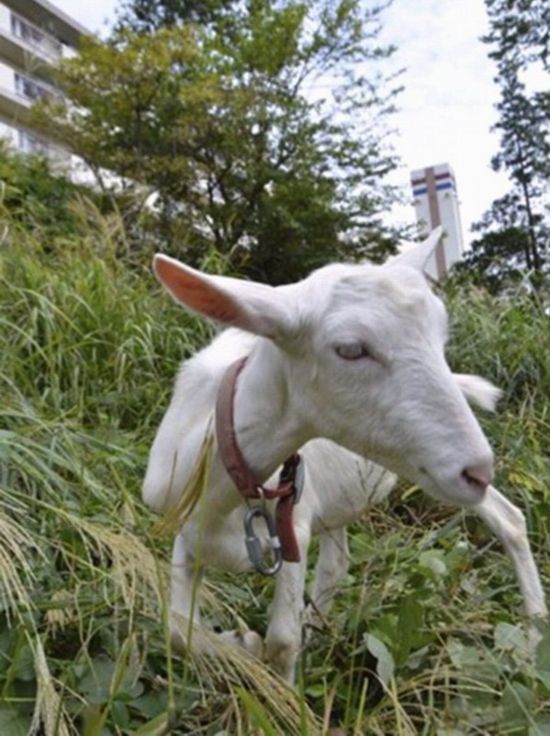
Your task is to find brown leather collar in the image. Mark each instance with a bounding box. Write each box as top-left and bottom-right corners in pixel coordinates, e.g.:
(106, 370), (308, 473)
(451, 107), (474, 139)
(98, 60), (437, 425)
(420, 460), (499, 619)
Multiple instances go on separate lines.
(215, 356), (302, 564)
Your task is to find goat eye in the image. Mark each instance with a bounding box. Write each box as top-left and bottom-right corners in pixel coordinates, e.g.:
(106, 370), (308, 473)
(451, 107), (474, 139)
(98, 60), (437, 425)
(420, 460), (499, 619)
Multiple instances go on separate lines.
(335, 343), (371, 361)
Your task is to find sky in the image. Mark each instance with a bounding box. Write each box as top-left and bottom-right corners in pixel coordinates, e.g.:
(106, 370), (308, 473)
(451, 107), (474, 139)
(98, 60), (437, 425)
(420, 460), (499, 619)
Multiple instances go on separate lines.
(52, 0), (512, 244)
(379, 0), (510, 240)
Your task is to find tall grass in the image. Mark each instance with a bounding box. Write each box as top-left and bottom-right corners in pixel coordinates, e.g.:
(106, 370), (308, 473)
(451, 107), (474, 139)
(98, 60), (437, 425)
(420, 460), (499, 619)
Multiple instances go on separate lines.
(0, 203), (549, 734)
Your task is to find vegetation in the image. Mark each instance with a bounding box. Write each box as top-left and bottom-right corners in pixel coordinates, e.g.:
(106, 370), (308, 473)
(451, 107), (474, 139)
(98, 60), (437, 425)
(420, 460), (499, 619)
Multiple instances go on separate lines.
(32, 0), (400, 284)
(463, 0), (549, 288)
(0, 142), (84, 241)
(1, 166), (549, 733)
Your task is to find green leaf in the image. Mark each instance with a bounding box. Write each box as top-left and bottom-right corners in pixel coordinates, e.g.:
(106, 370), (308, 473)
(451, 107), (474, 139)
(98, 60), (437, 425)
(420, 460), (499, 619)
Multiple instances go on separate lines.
(78, 659), (115, 705)
(131, 693), (168, 720)
(501, 681), (534, 731)
(535, 633), (550, 686)
(530, 718), (550, 736)
(132, 713), (170, 736)
(364, 633), (394, 686)
(110, 700), (130, 729)
(0, 430), (15, 462)
(13, 641), (35, 683)
(0, 706), (31, 736)
(447, 640), (500, 689)
(237, 688), (279, 736)
(418, 550), (447, 577)
(397, 595), (424, 663)
(494, 621), (528, 654)
(304, 684), (325, 698)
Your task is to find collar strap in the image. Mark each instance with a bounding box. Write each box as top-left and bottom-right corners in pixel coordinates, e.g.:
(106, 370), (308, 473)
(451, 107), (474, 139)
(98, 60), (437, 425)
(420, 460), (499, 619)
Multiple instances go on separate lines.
(215, 356), (302, 563)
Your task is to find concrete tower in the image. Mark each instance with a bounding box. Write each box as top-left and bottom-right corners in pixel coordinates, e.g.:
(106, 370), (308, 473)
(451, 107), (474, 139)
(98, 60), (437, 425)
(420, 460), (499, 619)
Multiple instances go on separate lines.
(410, 163), (465, 280)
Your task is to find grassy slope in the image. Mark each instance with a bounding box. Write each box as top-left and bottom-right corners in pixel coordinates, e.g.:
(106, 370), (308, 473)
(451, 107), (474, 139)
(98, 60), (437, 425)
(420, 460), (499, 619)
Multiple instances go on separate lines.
(0, 208), (549, 735)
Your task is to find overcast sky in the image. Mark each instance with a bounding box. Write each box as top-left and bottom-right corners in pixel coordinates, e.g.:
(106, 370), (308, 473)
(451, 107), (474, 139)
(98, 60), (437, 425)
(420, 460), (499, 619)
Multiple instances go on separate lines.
(52, 0), (511, 244)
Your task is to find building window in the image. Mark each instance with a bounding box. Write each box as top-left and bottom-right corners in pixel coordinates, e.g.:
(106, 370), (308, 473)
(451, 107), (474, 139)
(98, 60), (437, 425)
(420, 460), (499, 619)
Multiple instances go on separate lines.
(18, 129), (49, 156)
(10, 12), (62, 59)
(14, 72), (55, 103)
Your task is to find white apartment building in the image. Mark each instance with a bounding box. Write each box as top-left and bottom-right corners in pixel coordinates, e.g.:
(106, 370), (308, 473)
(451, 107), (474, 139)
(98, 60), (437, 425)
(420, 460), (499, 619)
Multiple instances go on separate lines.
(0, 0), (87, 166)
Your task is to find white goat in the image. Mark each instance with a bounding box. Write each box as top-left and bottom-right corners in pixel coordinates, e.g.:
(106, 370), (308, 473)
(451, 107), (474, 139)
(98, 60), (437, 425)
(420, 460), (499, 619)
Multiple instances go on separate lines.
(144, 230), (547, 682)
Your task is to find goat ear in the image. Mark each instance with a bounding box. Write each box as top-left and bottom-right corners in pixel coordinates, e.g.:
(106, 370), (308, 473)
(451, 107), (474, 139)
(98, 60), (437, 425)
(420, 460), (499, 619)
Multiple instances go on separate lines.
(153, 254), (294, 339)
(454, 373), (503, 412)
(389, 226), (444, 273)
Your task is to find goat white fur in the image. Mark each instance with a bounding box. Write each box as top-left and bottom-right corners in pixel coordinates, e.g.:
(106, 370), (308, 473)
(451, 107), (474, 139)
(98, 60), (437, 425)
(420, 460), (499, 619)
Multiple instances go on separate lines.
(144, 230), (547, 682)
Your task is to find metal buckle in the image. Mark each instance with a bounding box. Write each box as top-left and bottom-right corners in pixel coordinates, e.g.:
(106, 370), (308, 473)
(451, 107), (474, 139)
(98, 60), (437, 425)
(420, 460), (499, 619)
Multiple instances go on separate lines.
(243, 506), (282, 576)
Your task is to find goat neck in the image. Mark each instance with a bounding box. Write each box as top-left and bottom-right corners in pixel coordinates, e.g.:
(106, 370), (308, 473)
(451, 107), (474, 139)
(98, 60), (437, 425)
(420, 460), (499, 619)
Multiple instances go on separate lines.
(228, 336), (312, 485)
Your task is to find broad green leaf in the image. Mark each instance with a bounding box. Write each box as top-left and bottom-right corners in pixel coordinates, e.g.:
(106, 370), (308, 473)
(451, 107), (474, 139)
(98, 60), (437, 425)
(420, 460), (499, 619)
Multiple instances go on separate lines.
(494, 621), (528, 653)
(110, 701), (130, 729)
(0, 706), (31, 736)
(530, 718), (550, 736)
(447, 640), (500, 689)
(13, 641), (35, 682)
(397, 595), (424, 662)
(364, 633), (394, 686)
(130, 693), (168, 720)
(501, 682), (534, 731)
(78, 659), (116, 705)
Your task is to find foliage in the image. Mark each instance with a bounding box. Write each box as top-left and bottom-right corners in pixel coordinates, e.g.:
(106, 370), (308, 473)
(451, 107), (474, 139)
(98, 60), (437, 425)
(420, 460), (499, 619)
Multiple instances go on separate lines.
(0, 142), (83, 241)
(455, 224), (531, 293)
(472, 0), (550, 287)
(1, 200), (549, 732)
(484, 0), (549, 75)
(116, 0), (233, 32)
(33, 0), (400, 284)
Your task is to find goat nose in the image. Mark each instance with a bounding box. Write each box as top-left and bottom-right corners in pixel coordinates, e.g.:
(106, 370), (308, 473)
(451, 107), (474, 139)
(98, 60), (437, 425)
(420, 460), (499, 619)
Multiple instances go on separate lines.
(461, 464), (493, 493)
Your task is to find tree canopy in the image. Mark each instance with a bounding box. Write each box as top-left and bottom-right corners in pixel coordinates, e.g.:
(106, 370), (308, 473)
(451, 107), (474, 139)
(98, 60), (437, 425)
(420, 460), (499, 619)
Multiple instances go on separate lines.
(34, 0), (400, 283)
(116, 0), (232, 32)
(467, 0), (549, 288)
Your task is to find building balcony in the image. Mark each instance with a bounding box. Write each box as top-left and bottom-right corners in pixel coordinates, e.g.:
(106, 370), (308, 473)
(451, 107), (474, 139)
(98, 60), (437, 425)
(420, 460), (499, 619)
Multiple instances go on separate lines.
(10, 10), (62, 60)
(0, 0), (88, 49)
(0, 60), (60, 124)
(0, 3), (79, 83)
(0, 114), (71, 170)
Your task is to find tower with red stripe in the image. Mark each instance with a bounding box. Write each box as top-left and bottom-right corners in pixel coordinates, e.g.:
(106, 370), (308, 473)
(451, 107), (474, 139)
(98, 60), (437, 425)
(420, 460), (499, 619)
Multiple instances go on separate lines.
(410, 163), (465, 280)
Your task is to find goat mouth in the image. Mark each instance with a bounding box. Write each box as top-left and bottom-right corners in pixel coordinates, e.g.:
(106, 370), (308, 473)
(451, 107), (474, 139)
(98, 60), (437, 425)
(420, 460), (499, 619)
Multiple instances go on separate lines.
(420, 470), (487, 507)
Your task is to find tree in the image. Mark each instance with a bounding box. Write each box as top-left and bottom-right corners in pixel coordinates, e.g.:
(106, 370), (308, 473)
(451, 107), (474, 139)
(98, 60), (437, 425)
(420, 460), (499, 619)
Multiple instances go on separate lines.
(471, 0), (549, 287)
(490, 68), (548, 272)
(456, 225), (531, 293)
(484, 0), (549, 74)
(33, 1), (400, 283)
(116, 0), (233, 32)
